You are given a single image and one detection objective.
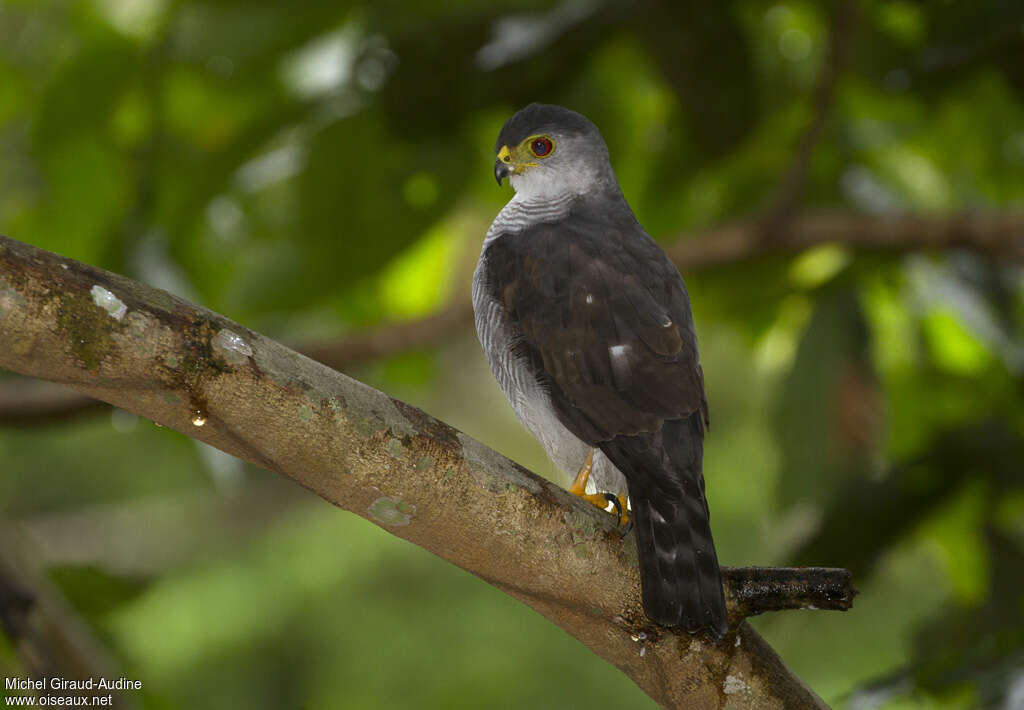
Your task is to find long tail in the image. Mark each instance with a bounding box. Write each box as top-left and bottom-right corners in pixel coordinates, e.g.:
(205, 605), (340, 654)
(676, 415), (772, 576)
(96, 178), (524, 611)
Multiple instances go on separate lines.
(600, 413), (727, 639)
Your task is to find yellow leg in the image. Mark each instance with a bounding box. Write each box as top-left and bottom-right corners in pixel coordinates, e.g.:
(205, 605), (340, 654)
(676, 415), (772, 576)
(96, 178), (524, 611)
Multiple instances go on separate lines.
(569, 450), (618, 510)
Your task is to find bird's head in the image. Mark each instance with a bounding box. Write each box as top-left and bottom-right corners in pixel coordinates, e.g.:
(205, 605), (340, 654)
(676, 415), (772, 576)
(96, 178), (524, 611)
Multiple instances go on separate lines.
(493, 103), (612, 199)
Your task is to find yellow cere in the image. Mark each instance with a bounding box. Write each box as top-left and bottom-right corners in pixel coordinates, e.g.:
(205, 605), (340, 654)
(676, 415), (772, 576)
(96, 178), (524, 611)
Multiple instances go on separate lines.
(496, 136), (555, 175)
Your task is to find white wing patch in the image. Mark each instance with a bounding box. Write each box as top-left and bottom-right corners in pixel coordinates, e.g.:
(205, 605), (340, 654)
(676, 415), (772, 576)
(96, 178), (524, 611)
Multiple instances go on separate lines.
(609, 344), (632, 389)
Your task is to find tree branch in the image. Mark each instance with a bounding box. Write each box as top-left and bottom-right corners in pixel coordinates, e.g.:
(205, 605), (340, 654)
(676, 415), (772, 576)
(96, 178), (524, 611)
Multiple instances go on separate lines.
(0, 234), (848, 708)
(299, 300), (474, 371)
(669, 210), (1024, 268)
(0, 527), (137, 709)
(761, 0), (859, 228)
(0, 379), (108, 426)
(0, 304), (477, 426)
(14, 480), (309, 576)
(725, 567), (855, 617)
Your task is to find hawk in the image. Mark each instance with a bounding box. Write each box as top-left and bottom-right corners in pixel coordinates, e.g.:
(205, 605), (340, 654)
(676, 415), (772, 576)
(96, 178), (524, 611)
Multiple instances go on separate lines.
(472, 103), (727, 639)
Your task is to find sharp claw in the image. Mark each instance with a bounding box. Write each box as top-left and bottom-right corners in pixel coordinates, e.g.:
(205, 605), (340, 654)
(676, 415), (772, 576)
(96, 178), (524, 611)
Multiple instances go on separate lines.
(620, 517), (634, 540)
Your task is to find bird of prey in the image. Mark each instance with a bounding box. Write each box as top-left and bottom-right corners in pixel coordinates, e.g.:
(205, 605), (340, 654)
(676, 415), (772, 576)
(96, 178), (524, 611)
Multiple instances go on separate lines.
(472, 103), (727, 639)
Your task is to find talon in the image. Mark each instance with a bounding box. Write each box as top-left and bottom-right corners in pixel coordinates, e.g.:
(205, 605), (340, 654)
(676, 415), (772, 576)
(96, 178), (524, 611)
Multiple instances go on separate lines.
(612, 489), (631, 536)
(616, 491), (630, 528)
(620, 516), (634, 540)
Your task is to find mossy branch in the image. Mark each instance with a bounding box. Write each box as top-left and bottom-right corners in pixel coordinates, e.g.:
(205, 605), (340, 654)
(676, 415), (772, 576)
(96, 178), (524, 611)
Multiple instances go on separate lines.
(0, 234), (851, 709)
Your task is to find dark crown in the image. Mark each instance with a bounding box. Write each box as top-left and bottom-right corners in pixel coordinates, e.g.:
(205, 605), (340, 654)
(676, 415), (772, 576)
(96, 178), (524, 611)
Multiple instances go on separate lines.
(495, 103), (598, 152)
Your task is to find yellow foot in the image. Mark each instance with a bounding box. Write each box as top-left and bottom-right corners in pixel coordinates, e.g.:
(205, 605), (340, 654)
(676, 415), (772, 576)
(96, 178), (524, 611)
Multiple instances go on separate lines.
(569, 450), (628, 519)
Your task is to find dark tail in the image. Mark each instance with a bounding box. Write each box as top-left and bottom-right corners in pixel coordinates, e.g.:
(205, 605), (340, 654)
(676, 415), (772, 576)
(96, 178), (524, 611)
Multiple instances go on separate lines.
(601, 413), (727, 639)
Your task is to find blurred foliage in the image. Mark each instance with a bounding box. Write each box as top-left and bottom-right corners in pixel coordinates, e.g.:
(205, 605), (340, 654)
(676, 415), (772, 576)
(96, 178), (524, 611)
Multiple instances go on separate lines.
(2, 0), (1024, 708)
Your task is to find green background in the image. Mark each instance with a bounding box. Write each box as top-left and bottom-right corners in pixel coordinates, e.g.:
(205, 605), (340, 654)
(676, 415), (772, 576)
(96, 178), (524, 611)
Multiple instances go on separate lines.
(2, 0), (1023, 707)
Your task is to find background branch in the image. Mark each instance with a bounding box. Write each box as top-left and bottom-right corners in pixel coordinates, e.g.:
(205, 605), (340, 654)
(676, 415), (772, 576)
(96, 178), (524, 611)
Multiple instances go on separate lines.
(299, 300), (475, 371)
(3, 210), (1020, 427)
(0, 528), (136, 708)
(669, 210), (1024, 268)
(761, 0), (859, 229)
(0, 234), (849, 709)
(11, 479), (309, 576)
(0, 379), (109, 426)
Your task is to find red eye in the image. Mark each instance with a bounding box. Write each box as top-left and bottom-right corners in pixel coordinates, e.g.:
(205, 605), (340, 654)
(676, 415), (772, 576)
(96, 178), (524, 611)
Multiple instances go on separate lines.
(531, 137), (553, 157)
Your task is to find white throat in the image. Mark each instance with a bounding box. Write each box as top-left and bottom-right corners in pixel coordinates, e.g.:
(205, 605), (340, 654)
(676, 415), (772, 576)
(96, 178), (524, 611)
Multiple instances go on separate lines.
(485, 150), (616, 243)
(508, 161), (598, 201)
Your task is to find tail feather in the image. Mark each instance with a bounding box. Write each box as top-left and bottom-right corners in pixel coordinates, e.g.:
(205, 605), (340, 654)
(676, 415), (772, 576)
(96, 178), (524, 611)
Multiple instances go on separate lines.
(602, 413), (727, 639)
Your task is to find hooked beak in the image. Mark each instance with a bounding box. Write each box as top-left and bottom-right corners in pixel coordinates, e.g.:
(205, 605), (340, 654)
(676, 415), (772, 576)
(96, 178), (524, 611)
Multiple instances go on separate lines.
(494, 144), (513, 186)
(494, 159), (510, 186)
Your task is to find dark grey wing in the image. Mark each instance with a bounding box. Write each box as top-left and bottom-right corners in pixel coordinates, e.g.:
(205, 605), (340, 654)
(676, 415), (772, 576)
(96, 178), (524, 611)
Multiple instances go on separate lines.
(481, 208), (707, 445)
(481, 204), (726, 638)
